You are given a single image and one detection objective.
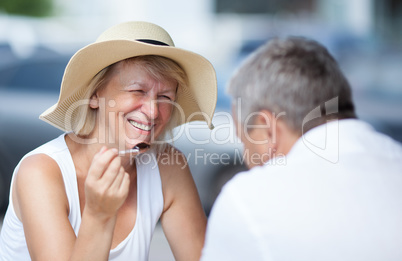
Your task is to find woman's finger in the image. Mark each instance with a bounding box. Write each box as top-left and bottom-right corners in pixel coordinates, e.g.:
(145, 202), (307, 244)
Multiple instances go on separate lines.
(117, 172), (131, 199)
(98, 156), (122, 189)
(88, 147), (118, 180)
(109, 166), (126, 192)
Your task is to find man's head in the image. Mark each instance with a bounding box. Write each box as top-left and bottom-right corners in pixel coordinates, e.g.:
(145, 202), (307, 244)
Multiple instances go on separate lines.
(228, 37), (356, 168)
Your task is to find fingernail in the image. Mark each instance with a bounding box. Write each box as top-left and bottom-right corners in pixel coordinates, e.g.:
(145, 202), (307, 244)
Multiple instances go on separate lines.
(99, 146), (107, 153)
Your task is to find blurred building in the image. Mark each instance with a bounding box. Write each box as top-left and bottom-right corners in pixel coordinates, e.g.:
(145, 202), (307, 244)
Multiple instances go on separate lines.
(2, 0), (401, 63)
(1, 0), (401, 127)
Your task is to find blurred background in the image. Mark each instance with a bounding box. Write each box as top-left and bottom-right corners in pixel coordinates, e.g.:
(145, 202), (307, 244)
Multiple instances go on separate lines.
(0, 0), (401, 259)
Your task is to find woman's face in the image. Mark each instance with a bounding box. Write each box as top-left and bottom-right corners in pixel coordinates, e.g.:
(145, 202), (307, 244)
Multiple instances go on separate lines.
(91, 61), (177, 149)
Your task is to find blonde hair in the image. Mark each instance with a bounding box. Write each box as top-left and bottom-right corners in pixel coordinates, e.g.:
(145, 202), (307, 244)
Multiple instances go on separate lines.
(72, 55), (188, 150)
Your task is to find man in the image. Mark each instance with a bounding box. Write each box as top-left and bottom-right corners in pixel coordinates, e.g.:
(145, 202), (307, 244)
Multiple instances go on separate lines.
(201, 37), (402, 261)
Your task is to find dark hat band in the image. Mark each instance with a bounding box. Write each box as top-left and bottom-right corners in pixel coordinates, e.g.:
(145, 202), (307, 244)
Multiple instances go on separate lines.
(137, 39), (170, 46)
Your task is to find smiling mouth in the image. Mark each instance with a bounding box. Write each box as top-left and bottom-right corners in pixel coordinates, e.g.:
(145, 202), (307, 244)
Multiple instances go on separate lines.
(129, 120), (152, 131)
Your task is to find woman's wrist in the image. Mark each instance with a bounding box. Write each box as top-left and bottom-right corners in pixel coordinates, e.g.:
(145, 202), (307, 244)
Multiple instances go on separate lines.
(82, 207), (118, 228)
(70, 208), (117, 260)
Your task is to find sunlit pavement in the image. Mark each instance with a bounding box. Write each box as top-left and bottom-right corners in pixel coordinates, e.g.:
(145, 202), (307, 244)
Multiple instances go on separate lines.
(0, 218), (174, 260)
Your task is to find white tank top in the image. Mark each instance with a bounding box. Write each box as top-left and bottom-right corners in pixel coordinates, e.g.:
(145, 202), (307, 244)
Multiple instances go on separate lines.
(0, 134), (164, 261)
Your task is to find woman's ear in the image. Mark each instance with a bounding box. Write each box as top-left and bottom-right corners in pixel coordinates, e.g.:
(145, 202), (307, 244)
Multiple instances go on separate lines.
(89, 93), (99, 109)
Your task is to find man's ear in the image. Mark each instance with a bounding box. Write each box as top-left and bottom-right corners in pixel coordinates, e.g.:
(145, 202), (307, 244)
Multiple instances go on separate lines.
(257, 109), (300, 156)
(89, 93), (99, 109)
(254, 110), (276, 139)
(254, 110), (280, 152)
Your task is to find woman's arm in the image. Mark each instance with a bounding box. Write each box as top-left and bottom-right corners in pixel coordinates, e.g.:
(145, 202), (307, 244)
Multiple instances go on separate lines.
(14, 147), (129, 260)
(159, 146), (207, 261)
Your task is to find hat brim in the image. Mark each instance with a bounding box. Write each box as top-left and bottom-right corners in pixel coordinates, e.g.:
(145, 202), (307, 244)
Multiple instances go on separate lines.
(40, 39), (217, 131)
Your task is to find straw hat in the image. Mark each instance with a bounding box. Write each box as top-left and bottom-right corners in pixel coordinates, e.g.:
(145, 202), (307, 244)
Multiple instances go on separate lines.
(39, 21), (217, 131)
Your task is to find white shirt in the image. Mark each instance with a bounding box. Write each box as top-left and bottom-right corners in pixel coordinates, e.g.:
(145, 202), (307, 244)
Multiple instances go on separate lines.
(0, 134), (163, 261)
(201, 119), (402, 261)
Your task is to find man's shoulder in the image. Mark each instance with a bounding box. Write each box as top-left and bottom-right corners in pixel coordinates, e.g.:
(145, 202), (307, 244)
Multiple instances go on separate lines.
(220, 163), (291, 201)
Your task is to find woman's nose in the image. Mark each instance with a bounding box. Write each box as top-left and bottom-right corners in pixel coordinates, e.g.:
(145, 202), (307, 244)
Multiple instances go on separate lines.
(141, 97), (159, 120)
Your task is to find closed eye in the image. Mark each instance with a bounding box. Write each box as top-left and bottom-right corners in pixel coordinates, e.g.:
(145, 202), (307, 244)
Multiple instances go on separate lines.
(129, 89), (146, 95)
(158, 95), (173, 101)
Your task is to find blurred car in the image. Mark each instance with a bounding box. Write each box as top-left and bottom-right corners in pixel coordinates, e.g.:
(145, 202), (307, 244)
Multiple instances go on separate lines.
(0, 47), (246, 216)
(233, 38), (402, 143)
(0, 49), (67, 214)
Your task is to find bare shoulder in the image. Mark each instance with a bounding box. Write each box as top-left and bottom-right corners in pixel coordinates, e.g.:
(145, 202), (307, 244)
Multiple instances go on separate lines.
(156, 144), (195, 209)
(16, 153), (63, 187)
(157, 144), (190, 176)
(13, 153), (68, 219)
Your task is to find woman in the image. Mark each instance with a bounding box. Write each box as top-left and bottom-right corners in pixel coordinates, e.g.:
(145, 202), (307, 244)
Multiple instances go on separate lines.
(0, 21), (217, 260)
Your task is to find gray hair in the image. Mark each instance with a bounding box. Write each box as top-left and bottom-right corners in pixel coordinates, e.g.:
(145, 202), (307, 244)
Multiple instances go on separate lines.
(227, 37), (356, 135)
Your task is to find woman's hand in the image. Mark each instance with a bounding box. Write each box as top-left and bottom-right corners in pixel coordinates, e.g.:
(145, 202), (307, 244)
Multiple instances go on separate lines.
(84, 146), (130, 221)
(70, 147), (131, 260)
(14, 146), (130, 261)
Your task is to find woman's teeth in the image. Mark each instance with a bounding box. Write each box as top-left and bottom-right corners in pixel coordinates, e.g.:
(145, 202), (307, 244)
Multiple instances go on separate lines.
(129, 120), (152, 131)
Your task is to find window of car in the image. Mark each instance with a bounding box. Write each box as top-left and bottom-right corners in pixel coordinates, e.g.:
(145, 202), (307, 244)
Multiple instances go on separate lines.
(0, 56), (69, 92)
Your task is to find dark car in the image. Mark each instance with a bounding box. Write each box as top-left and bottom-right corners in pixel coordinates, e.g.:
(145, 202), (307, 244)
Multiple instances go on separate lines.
(0, 49), (67, 214)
